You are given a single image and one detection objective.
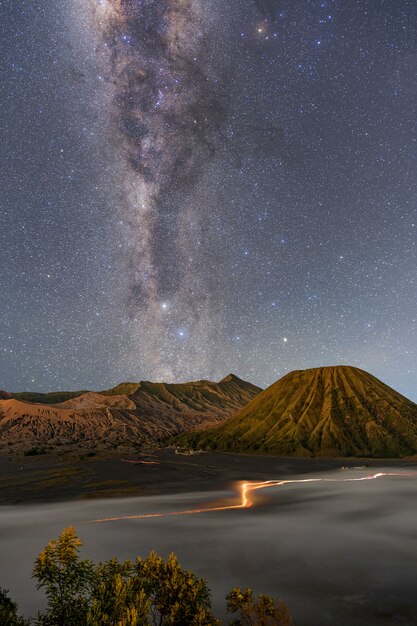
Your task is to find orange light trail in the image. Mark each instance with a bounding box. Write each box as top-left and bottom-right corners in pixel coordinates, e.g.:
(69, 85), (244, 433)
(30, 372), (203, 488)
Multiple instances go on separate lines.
(89, 471), (417, 524)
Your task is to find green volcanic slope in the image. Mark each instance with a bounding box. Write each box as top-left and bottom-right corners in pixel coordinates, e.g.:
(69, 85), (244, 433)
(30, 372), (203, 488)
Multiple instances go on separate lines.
(179, 366), (417, 458)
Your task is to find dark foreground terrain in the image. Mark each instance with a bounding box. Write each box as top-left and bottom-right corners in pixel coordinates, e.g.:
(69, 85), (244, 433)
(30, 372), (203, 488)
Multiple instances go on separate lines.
(1, 459), (417, 625)
(1, 447), (417, 504)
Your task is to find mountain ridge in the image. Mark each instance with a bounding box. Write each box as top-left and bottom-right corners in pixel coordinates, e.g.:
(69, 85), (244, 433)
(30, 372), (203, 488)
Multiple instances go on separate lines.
(0, 375), (261, 454)
(177, 366), (417, 458)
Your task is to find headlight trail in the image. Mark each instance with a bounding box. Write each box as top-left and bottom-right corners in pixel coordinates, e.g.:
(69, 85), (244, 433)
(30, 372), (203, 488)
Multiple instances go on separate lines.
(88, 471), (417, 524)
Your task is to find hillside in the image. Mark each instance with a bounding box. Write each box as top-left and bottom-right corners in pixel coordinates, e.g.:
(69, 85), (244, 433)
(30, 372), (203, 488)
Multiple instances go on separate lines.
(12, 390), (86, 404)
(0, 375), (261, 454)
(177, 366), (417, 458)
(57, 392), (136, 410)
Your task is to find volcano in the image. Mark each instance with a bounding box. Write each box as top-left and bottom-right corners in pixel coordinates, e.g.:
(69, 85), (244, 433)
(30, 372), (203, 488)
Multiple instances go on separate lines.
(178, 366), (417, 458)
(0, 375), (261, 454)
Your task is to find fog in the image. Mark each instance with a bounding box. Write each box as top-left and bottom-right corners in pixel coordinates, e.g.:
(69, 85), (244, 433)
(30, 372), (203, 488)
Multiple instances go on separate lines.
(1, 468), (417, 625)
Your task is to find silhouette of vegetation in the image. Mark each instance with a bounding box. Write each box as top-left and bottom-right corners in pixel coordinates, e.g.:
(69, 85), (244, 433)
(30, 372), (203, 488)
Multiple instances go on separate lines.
(226, 588), (293, 626)
(0, 528), (292, 626)
(0, 588), (29, 626)
(33, 527), (93, 625)
(24, 447), (47, 457)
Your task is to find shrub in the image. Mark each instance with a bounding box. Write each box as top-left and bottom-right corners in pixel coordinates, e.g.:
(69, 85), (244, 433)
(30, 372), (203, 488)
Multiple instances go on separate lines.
(24, 447), (46, 457)
(2, 529), (292, 626)
(33, 527), (93, 626)
(0, 588), (29, 626)
(226, 587), (293, 626)
(88, 551), (217, 625)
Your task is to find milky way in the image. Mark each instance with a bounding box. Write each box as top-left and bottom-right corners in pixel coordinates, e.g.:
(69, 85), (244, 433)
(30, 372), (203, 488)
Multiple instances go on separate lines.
(1, 0), (416, 394)
(90, 0), (229, 378)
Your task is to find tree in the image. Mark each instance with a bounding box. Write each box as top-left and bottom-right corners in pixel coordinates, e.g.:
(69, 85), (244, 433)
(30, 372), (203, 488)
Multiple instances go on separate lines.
(88, 551), (218, 625)
(0, 587), (29, 626)
(32, 529), (218, 625)
(33, 526), (94, 626)
(226, 588), (293, 626)
(4, 528), (293, 625)
(86, 558), (151, 626)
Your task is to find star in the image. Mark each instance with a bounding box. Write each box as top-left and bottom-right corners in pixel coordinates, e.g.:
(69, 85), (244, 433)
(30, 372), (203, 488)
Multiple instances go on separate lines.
(0, 0), (414, 403)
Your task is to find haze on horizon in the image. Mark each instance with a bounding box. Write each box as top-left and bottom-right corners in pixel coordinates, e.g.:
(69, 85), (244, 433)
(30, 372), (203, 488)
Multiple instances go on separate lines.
(2, 469), (417, 625)
(1, 1), (416, 400)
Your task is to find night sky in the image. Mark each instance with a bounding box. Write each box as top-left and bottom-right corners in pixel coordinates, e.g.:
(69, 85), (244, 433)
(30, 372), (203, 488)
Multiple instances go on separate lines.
(1, 0), (416, 399)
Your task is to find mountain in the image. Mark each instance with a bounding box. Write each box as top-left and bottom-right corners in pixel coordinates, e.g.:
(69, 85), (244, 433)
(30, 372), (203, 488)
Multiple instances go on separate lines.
(0, 375), (261, 454)
(12, 390), (87, 404)
(177, 366), (417, 458)
(57, 392), (136, 410)
(0, 390), (13, 400)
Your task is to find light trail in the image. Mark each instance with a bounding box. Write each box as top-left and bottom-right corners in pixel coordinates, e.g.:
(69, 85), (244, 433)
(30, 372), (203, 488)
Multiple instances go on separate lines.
(89, 471), (417, 524)
(122, 460), (160, 465)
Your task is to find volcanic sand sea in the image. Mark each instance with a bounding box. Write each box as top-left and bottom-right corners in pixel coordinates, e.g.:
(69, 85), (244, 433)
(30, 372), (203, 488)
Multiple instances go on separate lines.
(1, 451), (417, 625)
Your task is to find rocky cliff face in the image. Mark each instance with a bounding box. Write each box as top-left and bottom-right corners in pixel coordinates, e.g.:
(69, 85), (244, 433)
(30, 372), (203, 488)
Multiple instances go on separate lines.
(0, 375), (261, 454)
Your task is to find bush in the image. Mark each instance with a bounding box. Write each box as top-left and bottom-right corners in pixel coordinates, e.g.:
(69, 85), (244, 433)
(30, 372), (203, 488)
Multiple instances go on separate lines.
(88, 551), (217, 625)
(2, 528), (292, 625)
(24, 447), (46, 457)
(0, 588), (29, 626)
(33, 527), (93, 626)
(226, 587), (293, 626)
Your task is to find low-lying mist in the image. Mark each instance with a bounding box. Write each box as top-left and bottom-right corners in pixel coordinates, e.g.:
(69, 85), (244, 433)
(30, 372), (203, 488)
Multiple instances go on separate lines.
(1, 468), (417, 625)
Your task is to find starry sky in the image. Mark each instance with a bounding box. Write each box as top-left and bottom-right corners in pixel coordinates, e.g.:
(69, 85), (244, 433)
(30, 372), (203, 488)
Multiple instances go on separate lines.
(1, 0), (416, 399)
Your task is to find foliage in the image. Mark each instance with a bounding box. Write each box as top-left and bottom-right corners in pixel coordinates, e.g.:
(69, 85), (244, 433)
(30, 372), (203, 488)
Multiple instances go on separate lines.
(24, 447), (47, 457)
(2, 528), (292, 625)
(0, 588), (29, 626)
(87, 551), (218, 625)
(226, 588), (293, 626)
(33, 527), (94, 626)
